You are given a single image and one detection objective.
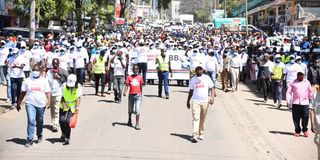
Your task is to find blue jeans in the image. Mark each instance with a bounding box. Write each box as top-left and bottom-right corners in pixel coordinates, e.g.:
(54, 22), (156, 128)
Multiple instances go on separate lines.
(272, 80), (282, 104)
(158, 71), (169, 96)
(206, 71), (217, 87)
(76, 68), (85, 85)
(10, 78), (23, 105)
(24, 71), (30, 78)
(6, 74), (11, 99)
(113, 75), (125, 101)
(0, 66), (5, 85)
(26, 103), (46, 142)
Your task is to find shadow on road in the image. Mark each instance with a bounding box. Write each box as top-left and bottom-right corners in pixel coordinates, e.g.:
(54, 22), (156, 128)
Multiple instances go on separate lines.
(267, 107), (291, 112)
(269, 131), (294, 136)
(112, 122), (132, 128)
(144, 95), (160, 98)
(6, 138), (26, 145)
(170, 133), (193, 143)
(43, 125), (55, 132)
(172, 90), (189, 94)
(98, 100), (115, 103)
(246, 98), (265, 103)
(83, 93), (98, 96)
(253, 103), (275, 107)
(46, 138), (62, 144)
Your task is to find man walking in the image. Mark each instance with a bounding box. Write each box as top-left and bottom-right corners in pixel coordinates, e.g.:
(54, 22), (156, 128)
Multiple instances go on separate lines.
(271, 54), (285, 108)
(286, 72), (312, 137)
(155, 44), (172, 99)
(47, 58), (69, 132)
(186, 66), (215, 143)
(111, 50), (126, 103)
(93, 50), (107, 96)
(228, 51), (242, 92)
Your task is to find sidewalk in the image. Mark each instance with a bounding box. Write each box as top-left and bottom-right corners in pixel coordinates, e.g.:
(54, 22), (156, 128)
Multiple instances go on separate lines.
(0, 86), (12, 115)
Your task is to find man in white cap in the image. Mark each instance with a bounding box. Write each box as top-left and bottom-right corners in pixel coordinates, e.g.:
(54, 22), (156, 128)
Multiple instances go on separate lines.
(228, 50), (242, 92)
(16, 35), (26, 49)
(296, 56), (308, 77)
(136, 39), (149, 84)
(186, 65), (215, 143)
(156, 43), (172, 99)
(205, 49), (219, 95)
(284, 54), (303, 108)
(7, 48), (25, 108)
(74, 42), (88, 85)
(59, 74), (82, 145)
(111, 50), (127, 103)
(57, 48), (70, 72)
(19, 43), (33, 78)
(271, 54), (285, 108)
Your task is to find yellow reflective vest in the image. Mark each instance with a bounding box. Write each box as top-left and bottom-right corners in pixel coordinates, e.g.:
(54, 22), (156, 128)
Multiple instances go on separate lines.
(61, 85), (79, 113)
(157, 55), (169, 72)
(272, 65), (283, 80)
(94, 57), (106, 74)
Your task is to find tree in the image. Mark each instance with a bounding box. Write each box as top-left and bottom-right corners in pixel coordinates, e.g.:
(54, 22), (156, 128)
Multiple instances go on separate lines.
(180, 0), (211, 22)
(157, 0), (171, 19)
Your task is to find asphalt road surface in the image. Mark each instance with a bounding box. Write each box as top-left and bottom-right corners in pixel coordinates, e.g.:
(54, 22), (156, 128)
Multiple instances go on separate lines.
(0, 82), (317, 160)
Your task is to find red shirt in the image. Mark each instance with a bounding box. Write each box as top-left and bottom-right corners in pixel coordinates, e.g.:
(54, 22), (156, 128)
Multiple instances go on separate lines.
(126, 75), (143, 94)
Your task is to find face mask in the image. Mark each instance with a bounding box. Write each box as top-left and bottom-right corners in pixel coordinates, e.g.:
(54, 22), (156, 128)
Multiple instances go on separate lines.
(33, 45), (38, 49)
(60, 51), (65, 55)
(297, 60), (301, 64)
(32, 71), (40, 78)
(275, 59), (281, 63)
(20, 49), (25, 53)
(290, 60), (295, 64)
(77, 48), (81, 52)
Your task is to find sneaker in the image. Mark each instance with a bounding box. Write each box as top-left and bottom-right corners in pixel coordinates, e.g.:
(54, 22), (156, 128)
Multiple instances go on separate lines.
(11, 103), (17, 109)
(107, 91), (111, 94)
(36, 137), (42, 144)
(190, 137), (198, 143)
(165, 95), (169, 99)
(25, 141), (33, 147)
(263, 99), (267, 103)
(158, 94), (162, 98)
(294, 133), (300, 137)
(277, 103), (282, 108)
(303, 131), (309, 137)
(60, 134), (66, 142)
(64, 138), (70, 145)
(135, 125), (141, 130)
(198, 135), (204, 140)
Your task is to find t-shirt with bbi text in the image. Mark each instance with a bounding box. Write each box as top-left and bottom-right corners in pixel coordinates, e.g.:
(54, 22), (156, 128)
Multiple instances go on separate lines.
(126, 75), (144, 94)
(21, 77), (51, 108)
(189, 74), (214, 103)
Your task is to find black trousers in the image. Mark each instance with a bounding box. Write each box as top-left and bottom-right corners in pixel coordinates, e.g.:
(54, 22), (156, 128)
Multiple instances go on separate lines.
(292, 104), (309, 133)
(94, 73), (106, 94)
(260, 78), (271, 100)
(138, 63), (147, 84)
(59, 109), (74, 139)
(10, 77), (23, 105)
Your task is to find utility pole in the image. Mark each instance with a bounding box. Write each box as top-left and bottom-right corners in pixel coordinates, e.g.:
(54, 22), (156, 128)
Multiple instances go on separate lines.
(224, 0), (227, 18)
(246, 0), (248, 36)
(36, 0), (40, 29)
(210, 0), (213, 21)
(30, 0), (36, 46)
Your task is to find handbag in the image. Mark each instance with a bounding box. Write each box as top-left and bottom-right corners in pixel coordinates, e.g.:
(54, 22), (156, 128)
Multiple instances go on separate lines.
(69, 112), (78, 128)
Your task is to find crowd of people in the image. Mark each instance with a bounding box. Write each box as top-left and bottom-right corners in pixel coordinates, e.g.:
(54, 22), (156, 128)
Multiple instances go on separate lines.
(1, 26), (320, 155)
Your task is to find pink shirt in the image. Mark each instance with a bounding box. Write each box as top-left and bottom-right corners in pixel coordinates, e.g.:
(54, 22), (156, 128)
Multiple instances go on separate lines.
(286, 79), (313, 105)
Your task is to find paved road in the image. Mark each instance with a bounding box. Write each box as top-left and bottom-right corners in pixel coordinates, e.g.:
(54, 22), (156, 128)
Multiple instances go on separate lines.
(0, 82), (317, 160)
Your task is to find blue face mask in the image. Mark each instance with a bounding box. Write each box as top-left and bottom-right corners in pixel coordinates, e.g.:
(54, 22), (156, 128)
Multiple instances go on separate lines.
(32, 71), (40, 78)
(275, 59), (281, 63)
(290, 60), (295, 64)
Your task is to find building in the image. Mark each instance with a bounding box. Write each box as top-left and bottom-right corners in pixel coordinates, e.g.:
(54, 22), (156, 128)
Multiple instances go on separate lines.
(0, 0), (17, 29)
(232, 0), (320, 34)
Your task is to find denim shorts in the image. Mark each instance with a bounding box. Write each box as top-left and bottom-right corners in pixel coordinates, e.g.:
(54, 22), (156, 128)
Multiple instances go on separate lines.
(128, 94), (142, 114)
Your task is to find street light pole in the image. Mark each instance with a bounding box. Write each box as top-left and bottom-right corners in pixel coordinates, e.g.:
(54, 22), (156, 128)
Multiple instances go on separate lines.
(30, 0), (36, 46)
(246, 0), (248, 36)
(224, 0), (227, 18)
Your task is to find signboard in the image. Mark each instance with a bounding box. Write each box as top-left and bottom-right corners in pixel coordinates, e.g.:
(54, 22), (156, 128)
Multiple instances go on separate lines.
(283, 26), (308, 37)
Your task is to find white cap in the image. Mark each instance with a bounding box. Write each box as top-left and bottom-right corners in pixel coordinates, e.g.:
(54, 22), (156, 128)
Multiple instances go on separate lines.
(139, 39), (145, 44)
(17, 35), (22, 38)
(275, 54), (281, 58)
(159, 43), (167, 50)
(208, 49), (214, 53)
(296, 56), (302, 60)
(12, 48), (19, 53)
(34, 42), (40, 45)
(66, 74), (77, 87)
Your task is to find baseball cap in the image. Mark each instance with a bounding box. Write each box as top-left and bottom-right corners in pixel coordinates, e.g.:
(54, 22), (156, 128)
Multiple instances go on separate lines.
(12, 48), (19, 53)
(275, 54), (281, 58)
(208, 49), (214, 53)
(295, 56), (302, 60)
(66, 74), (77, 87)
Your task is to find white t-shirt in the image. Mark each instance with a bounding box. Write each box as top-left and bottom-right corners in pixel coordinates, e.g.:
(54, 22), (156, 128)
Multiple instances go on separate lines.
(46, 51), (57, 69)
(0, 47), (9, 66)
(136, 46), (149, 63)
(189, 74), (214, 103)
(205, 55), (219, 72)
(283, 63), (303, 83)
(31, 48), (46, 64)
(20, 50), (33, 71)
(189, 53), (206, 70)
(58, 53), (70, 71)
(7, 55), (25, 78)
(22, 77), (51, 108)
(113, 56), (126, 76)
(74, 49), (88, 69)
